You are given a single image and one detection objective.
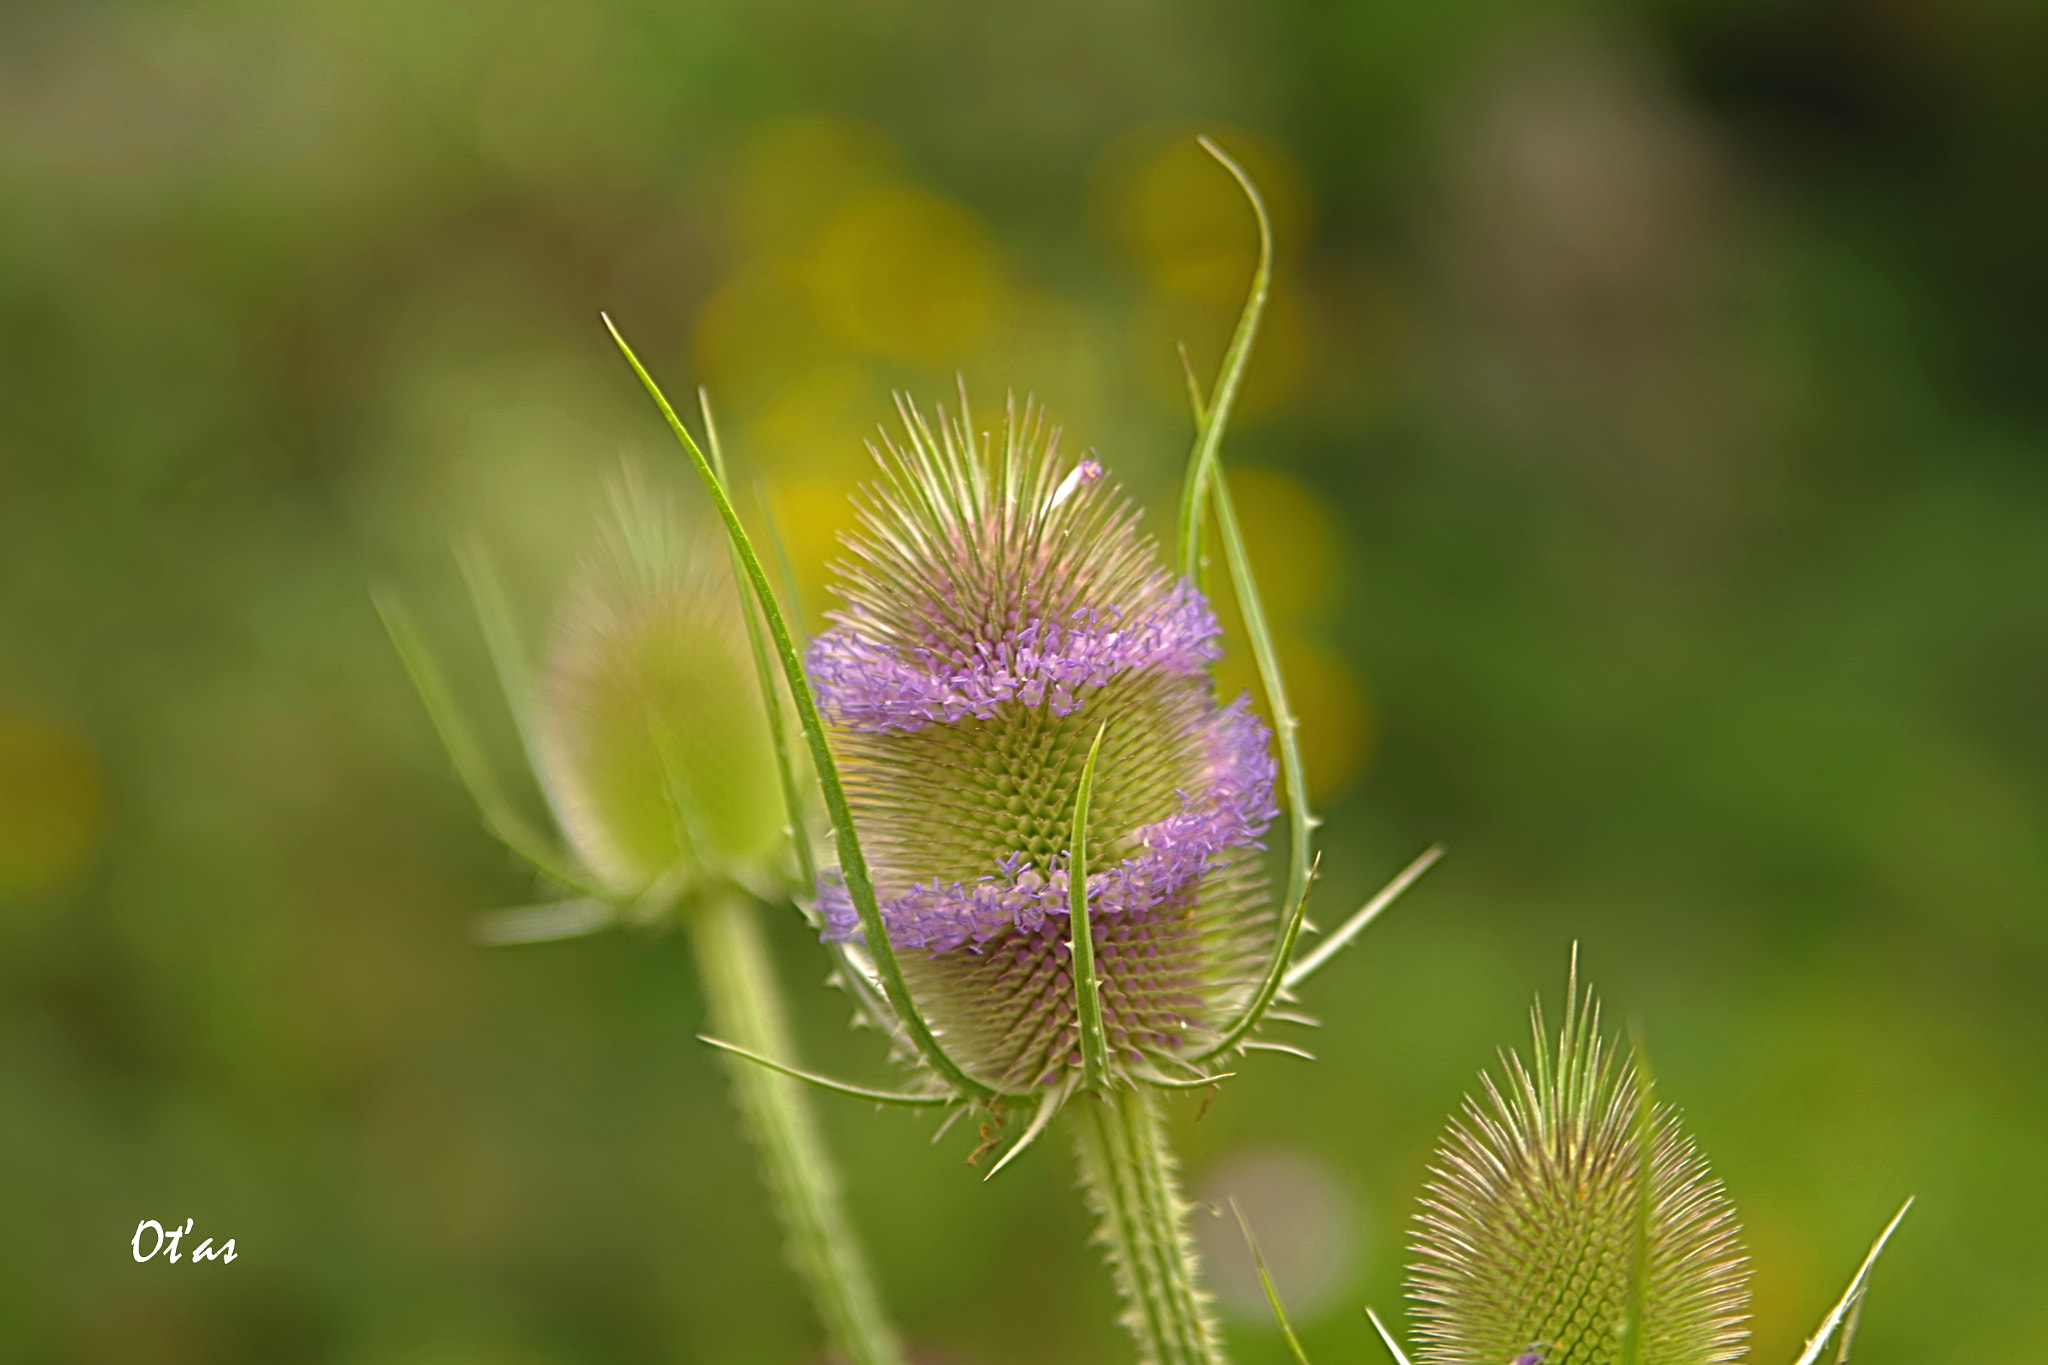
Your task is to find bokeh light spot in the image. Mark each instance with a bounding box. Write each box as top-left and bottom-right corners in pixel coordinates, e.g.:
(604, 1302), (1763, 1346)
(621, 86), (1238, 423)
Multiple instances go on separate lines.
(1217, 635), (1372, 804)
(808, 185), (1008, 365)
(763, 473), (864, 631)
(1104, 127), (1315, 418)
(693, 261), (841, 411)
(1221, 466), (1340, 618)
(1104, 126), (1313, 304)
(0, 710), (106, 900)
(1195, 1145), (1362, 1324)
(1134, 277), (1311, 419)
(1208, 468), (1371, 800)
(740, 362), (881, 477)
(733, 116), (904, 259)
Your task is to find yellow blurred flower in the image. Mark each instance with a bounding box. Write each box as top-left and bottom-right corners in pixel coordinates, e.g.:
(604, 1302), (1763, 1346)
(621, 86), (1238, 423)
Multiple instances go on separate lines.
(0, 709), (105, 901)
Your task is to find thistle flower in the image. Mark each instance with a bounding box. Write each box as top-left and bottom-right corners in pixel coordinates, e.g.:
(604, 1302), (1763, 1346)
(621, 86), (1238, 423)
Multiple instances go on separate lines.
(1407, 969), (1750, 1365)
(806, 396), (1279, 1096)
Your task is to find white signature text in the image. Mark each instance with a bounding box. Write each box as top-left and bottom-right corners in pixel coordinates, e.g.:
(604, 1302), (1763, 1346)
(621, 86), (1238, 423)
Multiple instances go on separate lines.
(132, 1220), (237, 1264)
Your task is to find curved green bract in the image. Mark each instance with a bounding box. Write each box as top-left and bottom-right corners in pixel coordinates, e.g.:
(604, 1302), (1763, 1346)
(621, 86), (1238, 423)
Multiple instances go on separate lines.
(1070, 723), (1111, 1092)
(699, 391), (820, 901)
(1169, 138), (1316, 995)
(605, 316), (992, 1100)
(1176, 137), (1274, 589)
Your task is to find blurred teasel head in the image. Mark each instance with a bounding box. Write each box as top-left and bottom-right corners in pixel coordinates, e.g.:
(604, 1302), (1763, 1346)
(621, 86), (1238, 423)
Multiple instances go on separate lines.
(807, 396), (1278, 1095)
(1407, 965), (1749, 1365)
(378, 462), (795, 944)
(533, 469), (788, 905)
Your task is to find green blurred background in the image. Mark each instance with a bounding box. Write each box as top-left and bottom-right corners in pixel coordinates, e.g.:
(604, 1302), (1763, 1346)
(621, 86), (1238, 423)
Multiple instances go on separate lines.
(3, 0), (2044, 1360)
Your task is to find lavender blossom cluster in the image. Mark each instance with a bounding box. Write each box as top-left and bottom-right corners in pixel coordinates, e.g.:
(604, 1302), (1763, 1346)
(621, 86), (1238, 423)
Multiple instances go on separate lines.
(816, 694), (1277, 953)
(808, 584), (1222, 735)
(805, 409), (1279, 1056)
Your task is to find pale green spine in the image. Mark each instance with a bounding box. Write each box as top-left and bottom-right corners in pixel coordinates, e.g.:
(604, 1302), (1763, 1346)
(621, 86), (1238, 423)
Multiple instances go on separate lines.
(1072, 1087), (1226, 1365)
(688, 889), (907, 1365)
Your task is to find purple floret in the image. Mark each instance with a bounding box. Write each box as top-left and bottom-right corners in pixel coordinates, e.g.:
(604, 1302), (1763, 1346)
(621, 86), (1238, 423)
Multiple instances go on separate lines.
(809, 581), (1222, 735)
(819, 694), (1278, 951)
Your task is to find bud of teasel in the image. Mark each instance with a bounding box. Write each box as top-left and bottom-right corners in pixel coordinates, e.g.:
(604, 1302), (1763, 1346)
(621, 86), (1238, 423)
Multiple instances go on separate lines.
(1408, 965), (1750, 1365)
(1357, 957), (1912, 1365)
(531, 468), (787, 909)
(376, 463), (909, 1365)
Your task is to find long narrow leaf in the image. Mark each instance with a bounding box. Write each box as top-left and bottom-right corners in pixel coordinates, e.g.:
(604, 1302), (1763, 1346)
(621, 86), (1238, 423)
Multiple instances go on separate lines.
(1211, 461), (1315, 945)
(1192, 857), (1318, 1063)
(1832, 1295), (1867, 1365)
(373, 586), (598, 895)
(1365, 1308), (1416, 1365)
(472, 898), (617, 946)
(604, 317), (991, 1098)
(1175, 136), (1274, 588)
(1791, 1199), (1914, 1365)
(697, 1035), (955, 1108)
(827, 939), (911, 1046)
(454, 540), (549, 798)
(1177, 342), (1211, 428)
(699, 389), (820, 902)
(1145, 1069), (1237, 1090)
(1166, 138), (1316, 981)
(982, 1074), (1076, 1181)
(1283, 845), (1442, 991)
(1232, 1201), (1314, 1365)
(1069, 723), (1111, 1092)
(1163, 149), (1318, 1047)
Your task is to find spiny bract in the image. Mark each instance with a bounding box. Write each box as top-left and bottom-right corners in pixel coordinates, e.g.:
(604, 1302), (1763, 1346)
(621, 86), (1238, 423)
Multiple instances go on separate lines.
(536, 471), (785, 900)
(1408, 975), (1750, 1365)
(808, 396), (1277, 1094)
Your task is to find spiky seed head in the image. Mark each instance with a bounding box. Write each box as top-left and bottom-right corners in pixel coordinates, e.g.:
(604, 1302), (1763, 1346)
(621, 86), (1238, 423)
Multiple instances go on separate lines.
(807, 395), (1278, 1093)
(1408, 974), (1750, 1365)
(535, 469), (785, 900)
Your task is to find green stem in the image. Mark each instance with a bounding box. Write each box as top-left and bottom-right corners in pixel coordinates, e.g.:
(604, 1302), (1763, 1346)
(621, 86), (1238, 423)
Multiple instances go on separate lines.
(688, 889), (908, 1365)
(1071, 1087), (1227, 1365)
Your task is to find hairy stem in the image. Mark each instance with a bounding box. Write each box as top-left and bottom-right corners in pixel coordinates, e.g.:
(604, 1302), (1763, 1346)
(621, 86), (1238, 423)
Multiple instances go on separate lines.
(689, 889), (907, 1365)
(1072, 1086), (1227, 1365)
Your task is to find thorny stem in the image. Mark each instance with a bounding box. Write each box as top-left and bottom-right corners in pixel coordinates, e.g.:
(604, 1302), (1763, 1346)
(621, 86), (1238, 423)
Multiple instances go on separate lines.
(1071, 1087), (1227, 1365)
(688, 888), (908, 1365)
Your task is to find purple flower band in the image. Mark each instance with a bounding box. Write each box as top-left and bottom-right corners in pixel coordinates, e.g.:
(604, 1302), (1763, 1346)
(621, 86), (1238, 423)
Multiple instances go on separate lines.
(808, 581), (1222, 735)
(819, 695), (1278, 952)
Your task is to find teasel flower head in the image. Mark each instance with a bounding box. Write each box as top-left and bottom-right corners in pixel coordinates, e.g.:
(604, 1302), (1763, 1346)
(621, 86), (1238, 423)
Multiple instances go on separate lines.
(806, 395), (1279, 1095)
(532, 470), (788, 904)
(378, 465), (792, 943)
(1407, 964), (1750, 1365)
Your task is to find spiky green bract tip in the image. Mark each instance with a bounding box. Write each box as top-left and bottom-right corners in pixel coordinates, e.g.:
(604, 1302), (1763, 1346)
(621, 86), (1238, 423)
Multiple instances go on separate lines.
(807, 394), (1278, 1095)
(1408, 976), (1749, 1365)
(535, 467), (785, 901)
